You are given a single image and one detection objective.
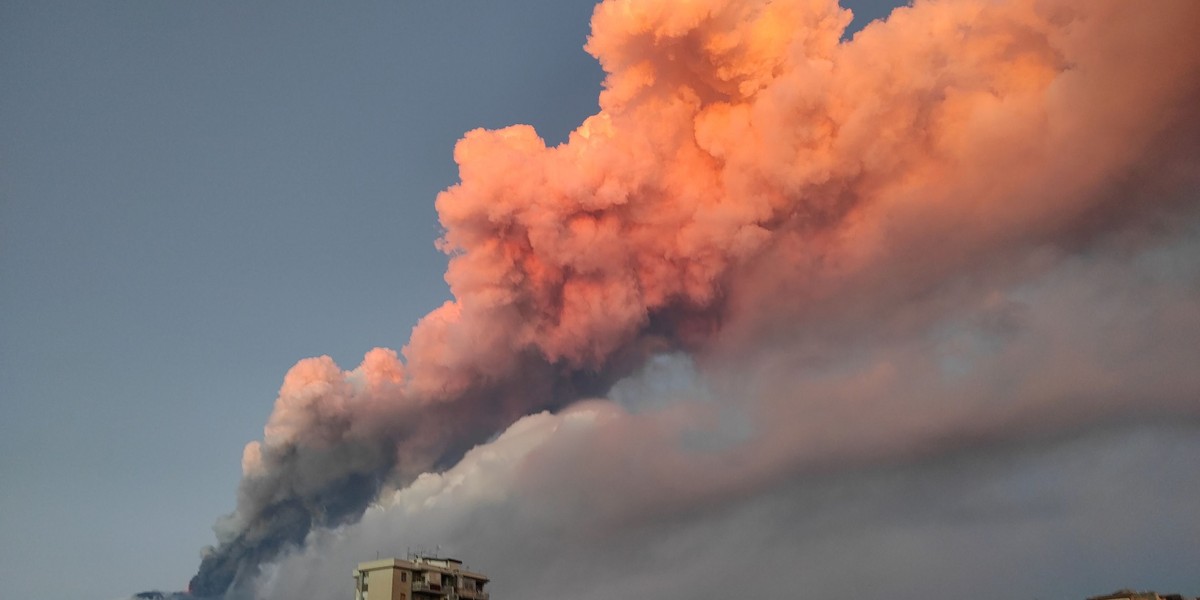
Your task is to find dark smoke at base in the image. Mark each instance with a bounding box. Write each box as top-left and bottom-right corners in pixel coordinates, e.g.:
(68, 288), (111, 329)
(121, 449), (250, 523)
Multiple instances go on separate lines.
(188, 472), (379, 596)
(184, 342), (676, 598)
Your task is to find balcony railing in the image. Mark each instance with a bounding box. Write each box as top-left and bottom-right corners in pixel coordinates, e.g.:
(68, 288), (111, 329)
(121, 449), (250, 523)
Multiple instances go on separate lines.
(457, 588), (489, 600)
(410, 580), (487, 600)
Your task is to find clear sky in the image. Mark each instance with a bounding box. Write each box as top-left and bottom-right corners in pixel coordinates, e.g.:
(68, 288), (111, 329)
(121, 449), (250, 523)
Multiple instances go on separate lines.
(3, 2), (1197, 600)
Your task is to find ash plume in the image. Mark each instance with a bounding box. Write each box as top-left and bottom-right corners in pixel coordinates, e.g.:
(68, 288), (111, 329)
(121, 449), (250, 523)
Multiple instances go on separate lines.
(180, 0), (1200, 597)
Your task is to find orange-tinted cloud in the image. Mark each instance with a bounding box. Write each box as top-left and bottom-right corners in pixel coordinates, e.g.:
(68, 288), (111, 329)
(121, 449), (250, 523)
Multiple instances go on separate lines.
(191, 1), (1200, 596)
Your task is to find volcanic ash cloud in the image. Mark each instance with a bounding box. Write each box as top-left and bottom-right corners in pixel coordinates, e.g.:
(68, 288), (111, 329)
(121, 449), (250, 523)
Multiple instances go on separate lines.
(182, 0), (1200, 597)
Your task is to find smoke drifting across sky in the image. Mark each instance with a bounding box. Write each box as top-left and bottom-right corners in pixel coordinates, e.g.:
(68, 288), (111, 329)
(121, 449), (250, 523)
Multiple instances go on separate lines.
(179, 0), (1200, 598)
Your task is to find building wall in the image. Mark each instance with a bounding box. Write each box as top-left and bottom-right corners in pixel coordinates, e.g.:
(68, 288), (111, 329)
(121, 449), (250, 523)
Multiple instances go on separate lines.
(368, 567), (393, 600)
(355, 557), (485, 600)
(356, 560), (415, 600)
(395, 567), (411, 600)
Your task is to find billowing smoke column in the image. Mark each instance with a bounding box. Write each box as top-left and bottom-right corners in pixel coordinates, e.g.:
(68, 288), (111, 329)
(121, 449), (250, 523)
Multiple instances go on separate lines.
(187, 0), (1200, 596)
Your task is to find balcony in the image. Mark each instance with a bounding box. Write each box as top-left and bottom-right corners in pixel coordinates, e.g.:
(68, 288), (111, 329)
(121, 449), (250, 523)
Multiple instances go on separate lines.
(410, 581), (443, 594)
(410, 579), (487, 600)
(457, 588), (489, 600)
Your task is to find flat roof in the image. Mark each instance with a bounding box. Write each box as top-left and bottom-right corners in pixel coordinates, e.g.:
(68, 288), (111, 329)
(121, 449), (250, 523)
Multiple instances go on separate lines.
(354, 558), (488, 581)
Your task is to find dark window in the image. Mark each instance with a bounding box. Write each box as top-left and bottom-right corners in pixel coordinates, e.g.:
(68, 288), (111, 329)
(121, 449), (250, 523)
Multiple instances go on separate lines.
(400, 572), (407, 582)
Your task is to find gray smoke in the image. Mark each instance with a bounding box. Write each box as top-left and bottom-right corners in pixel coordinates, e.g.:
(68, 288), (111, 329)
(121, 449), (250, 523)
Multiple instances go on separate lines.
(185, 343), (677, 597)
(141, 0), (1200, 597)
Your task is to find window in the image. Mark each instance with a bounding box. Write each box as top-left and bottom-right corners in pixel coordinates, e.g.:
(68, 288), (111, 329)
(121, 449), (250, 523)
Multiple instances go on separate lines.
(400, 572), (407, 582)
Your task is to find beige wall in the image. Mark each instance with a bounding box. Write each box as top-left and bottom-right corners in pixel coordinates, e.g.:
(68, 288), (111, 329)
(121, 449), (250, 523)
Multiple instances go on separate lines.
(357, 563), (414, 600)
(356, 558), (483, 600)
(368, 567), (392, 600)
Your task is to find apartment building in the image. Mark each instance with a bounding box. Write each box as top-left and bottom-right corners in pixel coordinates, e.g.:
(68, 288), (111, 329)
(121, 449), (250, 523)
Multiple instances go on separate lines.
(1088, 591), (1193, 600)
(353, 556), (489, 600)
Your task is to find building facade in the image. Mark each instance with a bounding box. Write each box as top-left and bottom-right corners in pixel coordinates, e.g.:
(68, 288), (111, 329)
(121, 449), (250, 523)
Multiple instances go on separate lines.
(1088, 591), (1193, 600)
(354, 556), (489, 600)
